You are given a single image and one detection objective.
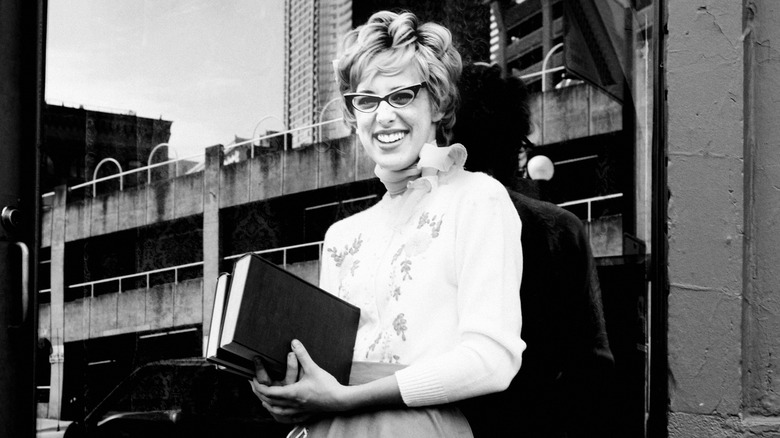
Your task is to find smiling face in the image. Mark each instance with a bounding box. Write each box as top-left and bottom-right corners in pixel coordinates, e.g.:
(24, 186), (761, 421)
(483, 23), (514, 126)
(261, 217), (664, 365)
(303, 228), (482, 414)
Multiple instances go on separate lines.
(353, 64), (442, 171)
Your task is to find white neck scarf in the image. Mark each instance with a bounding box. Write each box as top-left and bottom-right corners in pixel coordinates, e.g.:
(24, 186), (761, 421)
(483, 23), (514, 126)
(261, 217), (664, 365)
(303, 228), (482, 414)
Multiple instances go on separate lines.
(374, 142), (468, 195)
(373, 142), (468, 229)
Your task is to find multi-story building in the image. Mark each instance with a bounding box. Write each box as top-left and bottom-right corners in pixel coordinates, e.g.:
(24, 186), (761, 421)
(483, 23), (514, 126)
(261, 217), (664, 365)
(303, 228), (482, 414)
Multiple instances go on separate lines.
(283, 0), (352, 148)
(42, 104), (173, 196)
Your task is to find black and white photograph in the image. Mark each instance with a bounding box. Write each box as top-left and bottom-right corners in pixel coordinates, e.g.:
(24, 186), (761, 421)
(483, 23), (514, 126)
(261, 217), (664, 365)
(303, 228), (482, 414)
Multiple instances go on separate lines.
(0, 1), (776, 437)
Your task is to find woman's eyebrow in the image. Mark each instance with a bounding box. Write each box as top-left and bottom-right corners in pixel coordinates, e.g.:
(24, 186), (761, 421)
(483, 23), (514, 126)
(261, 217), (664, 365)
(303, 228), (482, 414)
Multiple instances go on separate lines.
(355, 83), (411, 95)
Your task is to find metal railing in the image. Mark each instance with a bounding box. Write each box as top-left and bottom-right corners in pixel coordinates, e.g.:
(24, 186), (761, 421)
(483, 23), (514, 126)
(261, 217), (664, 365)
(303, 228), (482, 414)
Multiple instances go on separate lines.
(225, 118), (346, 159)
(225, 241), (325, 267)
(37, 192), (625, 299)
(44, 149), (205, 199)
(518, 42), (566, 88)
(38, 241), (325, 298)
(558, 193), (623, 222)
(41, 117), (349, 198)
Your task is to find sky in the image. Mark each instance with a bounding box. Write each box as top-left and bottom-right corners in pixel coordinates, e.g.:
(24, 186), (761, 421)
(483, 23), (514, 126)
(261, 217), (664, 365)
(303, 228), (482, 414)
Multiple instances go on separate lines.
(45, 0), (285, 161)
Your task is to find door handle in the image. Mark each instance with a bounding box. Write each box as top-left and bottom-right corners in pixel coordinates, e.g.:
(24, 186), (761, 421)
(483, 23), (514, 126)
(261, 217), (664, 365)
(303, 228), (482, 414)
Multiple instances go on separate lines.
(12, 241), (30, 325)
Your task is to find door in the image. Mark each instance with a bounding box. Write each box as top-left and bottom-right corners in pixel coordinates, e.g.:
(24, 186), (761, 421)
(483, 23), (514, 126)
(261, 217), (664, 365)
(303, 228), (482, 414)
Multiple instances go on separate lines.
(0, 0), (46, 436)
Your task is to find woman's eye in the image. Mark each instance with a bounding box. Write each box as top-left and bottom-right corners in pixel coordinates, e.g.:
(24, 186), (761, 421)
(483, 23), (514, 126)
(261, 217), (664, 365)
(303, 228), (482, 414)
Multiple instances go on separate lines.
(354, 96), (377, 109)
(389, 91), (413, 105)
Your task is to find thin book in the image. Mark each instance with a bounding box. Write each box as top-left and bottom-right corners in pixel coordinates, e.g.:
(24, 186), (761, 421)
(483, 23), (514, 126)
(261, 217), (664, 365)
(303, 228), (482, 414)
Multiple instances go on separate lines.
(205, 253), (360, 384)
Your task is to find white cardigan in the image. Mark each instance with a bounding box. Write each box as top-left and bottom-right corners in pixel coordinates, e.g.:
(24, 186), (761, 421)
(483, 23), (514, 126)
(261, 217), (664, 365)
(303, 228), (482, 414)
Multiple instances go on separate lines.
(320, 167), (525, 407)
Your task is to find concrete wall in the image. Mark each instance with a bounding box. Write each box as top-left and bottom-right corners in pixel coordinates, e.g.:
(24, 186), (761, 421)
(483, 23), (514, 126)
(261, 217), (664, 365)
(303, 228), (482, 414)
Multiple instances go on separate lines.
(667, 0), (780, 435)
(39, 259), (320, 344)
(40, 135), (374, 246)
(38, 279), (203, 343)
(528, 82), (622, 146)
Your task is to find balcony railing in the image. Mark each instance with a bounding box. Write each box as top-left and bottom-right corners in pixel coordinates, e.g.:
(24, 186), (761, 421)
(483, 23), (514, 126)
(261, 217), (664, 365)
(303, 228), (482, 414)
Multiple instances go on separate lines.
(41, 117), (348, 199)
(39, 241), (325, 300)
(558, 193), (623, 222)
(38, 194), (624, 299)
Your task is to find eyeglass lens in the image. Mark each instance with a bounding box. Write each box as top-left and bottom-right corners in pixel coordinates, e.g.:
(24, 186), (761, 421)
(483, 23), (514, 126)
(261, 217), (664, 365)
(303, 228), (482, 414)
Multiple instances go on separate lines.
(352, 88), (417, 112)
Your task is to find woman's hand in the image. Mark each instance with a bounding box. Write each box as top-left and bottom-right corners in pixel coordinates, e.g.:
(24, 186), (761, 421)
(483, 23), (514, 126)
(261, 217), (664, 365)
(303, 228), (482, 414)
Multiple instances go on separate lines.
(250, 344), (308, 423)
(250, 339), (349, 423)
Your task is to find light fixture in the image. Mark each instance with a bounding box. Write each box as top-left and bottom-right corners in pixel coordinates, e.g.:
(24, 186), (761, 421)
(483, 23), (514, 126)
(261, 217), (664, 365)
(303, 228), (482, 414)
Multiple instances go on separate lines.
(527, 155), (555, 181)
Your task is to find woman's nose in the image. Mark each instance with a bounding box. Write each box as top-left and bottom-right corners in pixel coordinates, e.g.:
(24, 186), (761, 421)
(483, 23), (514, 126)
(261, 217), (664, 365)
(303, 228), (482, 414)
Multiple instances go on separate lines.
(375, 101), (396, 125)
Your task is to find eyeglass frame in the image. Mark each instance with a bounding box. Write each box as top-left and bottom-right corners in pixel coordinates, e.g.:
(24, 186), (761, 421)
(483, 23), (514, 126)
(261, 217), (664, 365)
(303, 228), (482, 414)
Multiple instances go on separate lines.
(343, 82), (428, 114)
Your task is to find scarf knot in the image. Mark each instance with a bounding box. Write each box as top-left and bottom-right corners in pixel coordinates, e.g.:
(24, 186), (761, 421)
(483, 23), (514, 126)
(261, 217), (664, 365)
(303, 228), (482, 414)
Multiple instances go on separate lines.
(374, 142), (467, 195)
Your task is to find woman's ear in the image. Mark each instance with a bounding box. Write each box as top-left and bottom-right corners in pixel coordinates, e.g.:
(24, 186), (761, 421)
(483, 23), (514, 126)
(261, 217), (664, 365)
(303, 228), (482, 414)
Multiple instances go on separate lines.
(431, 108), (445, 123)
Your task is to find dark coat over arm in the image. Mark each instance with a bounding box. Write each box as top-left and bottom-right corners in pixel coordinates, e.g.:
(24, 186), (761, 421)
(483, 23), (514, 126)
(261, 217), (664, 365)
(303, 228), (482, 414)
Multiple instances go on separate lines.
(458, 189), (615, 438)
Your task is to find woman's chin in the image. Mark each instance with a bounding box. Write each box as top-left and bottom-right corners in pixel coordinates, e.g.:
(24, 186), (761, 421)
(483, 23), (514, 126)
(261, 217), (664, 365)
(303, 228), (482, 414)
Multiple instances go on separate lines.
(376, 157), (417, 171)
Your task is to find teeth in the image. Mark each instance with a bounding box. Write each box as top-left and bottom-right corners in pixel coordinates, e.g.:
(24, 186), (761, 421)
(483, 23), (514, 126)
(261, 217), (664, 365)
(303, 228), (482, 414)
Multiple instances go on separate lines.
(376, 132), (405, 143)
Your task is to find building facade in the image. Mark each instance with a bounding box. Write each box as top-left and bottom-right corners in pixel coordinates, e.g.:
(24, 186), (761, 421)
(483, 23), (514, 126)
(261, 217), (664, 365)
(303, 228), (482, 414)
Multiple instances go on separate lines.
(283, 0), (352, 148)
(42, 104), (173, 195)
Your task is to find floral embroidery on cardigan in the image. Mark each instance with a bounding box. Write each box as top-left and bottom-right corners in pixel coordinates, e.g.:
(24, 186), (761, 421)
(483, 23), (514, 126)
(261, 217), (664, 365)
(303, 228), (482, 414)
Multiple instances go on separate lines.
(405, 212), (444, 258)
(391, 245), (404, 264)
(327, 234), (364, 300)
(417, 212), (444, 237)
(386, 212), (447, 301)
(393, 313), (408, 341)
(366, 332), (383, 359)
(365, 331), (402, 363)
(400, 259), (413, 280)
(327, 234), (363, 267)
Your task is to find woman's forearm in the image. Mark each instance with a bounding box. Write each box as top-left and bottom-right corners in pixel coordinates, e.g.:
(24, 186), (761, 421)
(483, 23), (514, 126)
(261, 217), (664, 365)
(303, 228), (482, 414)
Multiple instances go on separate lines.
(339, 374), (404, 411)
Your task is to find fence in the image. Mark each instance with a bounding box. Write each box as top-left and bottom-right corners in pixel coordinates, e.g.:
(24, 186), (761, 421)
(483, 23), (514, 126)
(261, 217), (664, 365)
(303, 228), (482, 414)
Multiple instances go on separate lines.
(39, 241), (325, 300)
(41, 117), (348, 200)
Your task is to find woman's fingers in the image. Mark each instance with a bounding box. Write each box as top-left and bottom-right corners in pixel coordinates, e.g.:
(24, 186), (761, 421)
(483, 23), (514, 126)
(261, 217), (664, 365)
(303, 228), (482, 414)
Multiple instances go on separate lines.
(291, 339), (316, 373)
(283, 352), (299, 385)
(253, 357), (271, 385)
(252, 380), (303, 406)
(253, 385), (300, 407)
(261, 400), (302, 417)
(262, 403), (311, 425)
(258, 393), (299, 408)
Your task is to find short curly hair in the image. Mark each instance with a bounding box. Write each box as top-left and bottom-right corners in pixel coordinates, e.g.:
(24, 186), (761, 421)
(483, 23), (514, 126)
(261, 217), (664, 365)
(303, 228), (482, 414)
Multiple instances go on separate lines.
(334, 11), (463, 144)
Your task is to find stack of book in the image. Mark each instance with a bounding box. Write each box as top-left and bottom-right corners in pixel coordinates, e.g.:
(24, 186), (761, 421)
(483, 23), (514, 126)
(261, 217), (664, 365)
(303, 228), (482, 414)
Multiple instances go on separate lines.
(205, 253), (360, 385)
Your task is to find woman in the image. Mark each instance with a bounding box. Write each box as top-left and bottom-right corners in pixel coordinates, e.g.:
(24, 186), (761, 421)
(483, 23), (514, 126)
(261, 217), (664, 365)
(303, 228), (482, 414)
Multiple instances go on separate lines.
(251, 11), (525, 437)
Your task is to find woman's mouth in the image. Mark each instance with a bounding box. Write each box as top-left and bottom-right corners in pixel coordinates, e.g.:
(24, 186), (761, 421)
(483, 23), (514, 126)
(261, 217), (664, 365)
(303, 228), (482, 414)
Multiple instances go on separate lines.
(375, 131), (406, 144)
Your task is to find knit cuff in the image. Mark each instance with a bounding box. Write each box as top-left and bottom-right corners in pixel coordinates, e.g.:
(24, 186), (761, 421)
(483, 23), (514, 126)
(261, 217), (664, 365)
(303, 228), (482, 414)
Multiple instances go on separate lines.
(395, 364), (449, 407)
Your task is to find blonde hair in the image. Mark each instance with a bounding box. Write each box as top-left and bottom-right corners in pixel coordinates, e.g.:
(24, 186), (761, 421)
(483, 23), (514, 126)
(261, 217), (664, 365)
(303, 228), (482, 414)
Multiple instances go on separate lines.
(335, 11), (462, 143)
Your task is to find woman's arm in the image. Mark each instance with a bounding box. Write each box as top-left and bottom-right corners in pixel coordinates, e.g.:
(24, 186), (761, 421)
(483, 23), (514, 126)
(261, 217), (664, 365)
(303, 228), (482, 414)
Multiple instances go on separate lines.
(394, 175), (525, 406)
(251, 339), (403, 421)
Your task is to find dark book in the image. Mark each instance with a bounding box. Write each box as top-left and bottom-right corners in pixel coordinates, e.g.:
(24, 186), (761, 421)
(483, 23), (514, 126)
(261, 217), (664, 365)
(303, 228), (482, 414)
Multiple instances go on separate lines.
(206, 253), (360, 385)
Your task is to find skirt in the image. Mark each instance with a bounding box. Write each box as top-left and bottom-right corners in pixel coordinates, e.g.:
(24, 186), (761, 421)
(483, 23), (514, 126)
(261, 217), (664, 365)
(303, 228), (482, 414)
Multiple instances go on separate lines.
(286, 362), (474, 438)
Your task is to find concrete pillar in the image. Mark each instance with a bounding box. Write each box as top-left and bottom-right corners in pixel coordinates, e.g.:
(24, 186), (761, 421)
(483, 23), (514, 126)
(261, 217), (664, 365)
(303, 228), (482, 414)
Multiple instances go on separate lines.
(743, 0), (780, 421)
(202, 145), (222, 352)
(666, 0), (745, 434)
(47, 185), (68, 419)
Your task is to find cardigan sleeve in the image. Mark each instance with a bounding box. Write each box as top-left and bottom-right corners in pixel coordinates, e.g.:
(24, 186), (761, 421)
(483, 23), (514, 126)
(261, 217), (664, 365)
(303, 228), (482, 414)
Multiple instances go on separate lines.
(395, 176), (526, 406)
(318, 228), (338, 295)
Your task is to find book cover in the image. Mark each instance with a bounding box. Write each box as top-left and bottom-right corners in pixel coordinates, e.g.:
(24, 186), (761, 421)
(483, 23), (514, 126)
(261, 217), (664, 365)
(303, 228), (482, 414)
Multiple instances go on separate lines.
(205, 273), (256, 379)
(218, 254), (360, 385)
